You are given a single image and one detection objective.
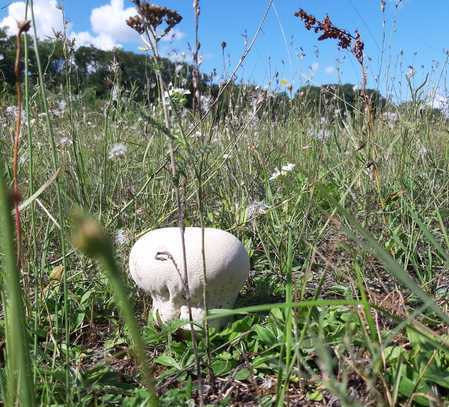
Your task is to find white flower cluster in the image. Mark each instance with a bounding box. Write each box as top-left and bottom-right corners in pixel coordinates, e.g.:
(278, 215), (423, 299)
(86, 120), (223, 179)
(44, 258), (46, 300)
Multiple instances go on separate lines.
(246, 200), (270, 219)
(269, 163), (295, 181)
(57, 136), (73, 147)
(5, 106), (27, 123)
(114, 228), (130, 246)
(108, 143), (127, 160)
(166, 84), (190, 99)
(52, 100), (66, 117)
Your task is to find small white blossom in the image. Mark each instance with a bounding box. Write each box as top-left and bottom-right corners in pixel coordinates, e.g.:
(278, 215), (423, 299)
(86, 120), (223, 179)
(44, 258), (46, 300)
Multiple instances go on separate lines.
(247, 201), (270, 219)
(313, 129), (331, 141)
(6, 106), (17, 117)
(406, 66), (415, 79)
(112, 85), (120, 101)
(281, 163), (295, 173)
(19, 153), (28, 165)
(114, 228), (130, 246)
(269, 163), (295, 181)
(53, 100), (66, 116)
(0, 54), (4, 61)
(418, 146), (429, 160)
(269, 168), (282, 181)
(108, 143), (127, 160)
(382, 111), (398, 121)
(57, 136), (72, 147)
(200, 95), (212, 112)
(167, 85), (190, 98)
(175, 64), (183, 75)
(6, 106), (27, 122)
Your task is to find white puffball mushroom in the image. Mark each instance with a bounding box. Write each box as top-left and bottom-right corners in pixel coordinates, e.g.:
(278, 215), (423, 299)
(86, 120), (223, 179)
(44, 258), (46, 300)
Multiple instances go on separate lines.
(129, 227), (250, 329)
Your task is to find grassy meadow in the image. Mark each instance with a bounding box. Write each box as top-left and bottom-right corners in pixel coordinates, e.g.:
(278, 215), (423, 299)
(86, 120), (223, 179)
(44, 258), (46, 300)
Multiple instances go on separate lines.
(1, 2), (449, 406)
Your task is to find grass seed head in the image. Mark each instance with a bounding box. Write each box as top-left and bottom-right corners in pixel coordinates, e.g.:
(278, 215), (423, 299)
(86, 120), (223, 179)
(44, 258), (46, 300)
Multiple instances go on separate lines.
(71, 211), (112, 258)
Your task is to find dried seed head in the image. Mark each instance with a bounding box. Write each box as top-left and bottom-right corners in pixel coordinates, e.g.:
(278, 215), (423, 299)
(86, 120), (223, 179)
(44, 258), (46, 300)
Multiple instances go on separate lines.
(126, 1), (182, 40)
(126, 15), (145, 34)
(71, 212), (112, 258)
(17, 20), (31, 35)
(193, 0), (200, 17)
(294, 9), (364, 66)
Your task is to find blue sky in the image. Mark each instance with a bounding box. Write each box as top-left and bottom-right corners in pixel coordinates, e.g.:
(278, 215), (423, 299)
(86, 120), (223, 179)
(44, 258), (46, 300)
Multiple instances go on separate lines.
(1, 0), (448, 99)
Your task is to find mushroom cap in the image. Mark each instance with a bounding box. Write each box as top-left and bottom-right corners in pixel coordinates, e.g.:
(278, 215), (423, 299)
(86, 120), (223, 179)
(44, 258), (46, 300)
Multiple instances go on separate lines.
(129, 227), (250, 325)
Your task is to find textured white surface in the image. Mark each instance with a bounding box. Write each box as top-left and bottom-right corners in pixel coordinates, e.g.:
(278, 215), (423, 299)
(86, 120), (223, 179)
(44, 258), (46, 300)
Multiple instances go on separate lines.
(129, 227), (250, 328)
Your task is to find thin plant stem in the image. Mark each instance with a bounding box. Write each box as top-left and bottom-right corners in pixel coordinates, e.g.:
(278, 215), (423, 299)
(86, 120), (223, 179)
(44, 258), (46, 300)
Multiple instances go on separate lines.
(28, 0), (70, 401)
(72, 215), (159, 406)
(142, 25), (204, 405)
(0, 148), (35, 407)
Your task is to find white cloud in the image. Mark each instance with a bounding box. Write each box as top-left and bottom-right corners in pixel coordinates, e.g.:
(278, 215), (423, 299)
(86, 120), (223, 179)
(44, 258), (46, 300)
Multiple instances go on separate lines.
(0, 0), (185, 52)
(71, 31), (118, 51)
(325, 66), (336, 75)
(90, 0), (137, 43)
(428, 92), (449, 118)
(0, 0), (63, 39)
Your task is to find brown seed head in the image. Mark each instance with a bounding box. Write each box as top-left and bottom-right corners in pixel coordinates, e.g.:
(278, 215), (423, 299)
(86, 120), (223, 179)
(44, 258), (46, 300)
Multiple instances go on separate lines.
(126, 1), (182, 40)
(17, 20), (31, 35)
(72, 212), (112, 258)
(294, 9), (364, 66)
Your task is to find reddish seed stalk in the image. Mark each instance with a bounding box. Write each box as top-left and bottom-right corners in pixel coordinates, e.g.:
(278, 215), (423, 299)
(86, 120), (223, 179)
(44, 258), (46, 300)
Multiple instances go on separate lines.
(13, 21), (30, 266)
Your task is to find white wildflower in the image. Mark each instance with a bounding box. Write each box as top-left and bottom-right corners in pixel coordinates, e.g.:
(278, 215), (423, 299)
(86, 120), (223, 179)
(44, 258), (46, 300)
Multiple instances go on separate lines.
(114, 228), (130, 246)
(53, 100), (66, 116)
(382, 112), (399, 123)
(112, 85), (120, 102)
(19, 153), (28, 165)
(57, 136), (72, 147)
(108, 143), (127, 160)
(6, 106), (17, 117)
(0, 54), (4, 61)
(281, 163), (295, 172)
(58, 100), (66, 112)
(406, 66), (415, 79)
(247, 201), (270, 219)
(269, 163), (295, 181)
(168, 85), (190, 98)
(269, 168), (282, 181)
(200, 95), (212, 112)
(418, 145), (429, 159)
(175, 64), (183, 75)
(260, 376), (275, 390)
(313, 129), (331, 141)
(6, 106), (27, 122)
